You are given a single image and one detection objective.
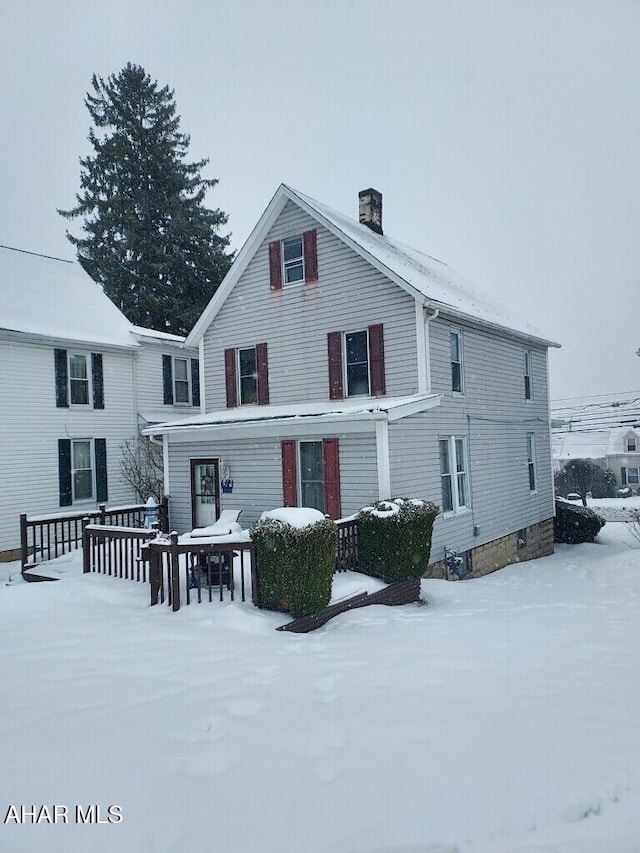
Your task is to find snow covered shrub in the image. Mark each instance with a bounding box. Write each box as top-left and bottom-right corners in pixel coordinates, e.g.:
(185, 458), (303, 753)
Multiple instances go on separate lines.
(251, 511), (338, 617)
(617, 487), (632, 498)
(356, 498), (439, 583)
(554, 498), (605, 544)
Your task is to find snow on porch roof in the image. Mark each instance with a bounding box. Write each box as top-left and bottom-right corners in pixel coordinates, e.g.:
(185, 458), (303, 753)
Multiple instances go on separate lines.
(1, 248), (136, 348)
(143, 393), (442, 437)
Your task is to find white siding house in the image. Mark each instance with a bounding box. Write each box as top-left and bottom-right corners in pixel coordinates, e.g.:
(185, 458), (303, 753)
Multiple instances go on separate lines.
(147, 185), (560, 577)
(0, 249), (196, 560)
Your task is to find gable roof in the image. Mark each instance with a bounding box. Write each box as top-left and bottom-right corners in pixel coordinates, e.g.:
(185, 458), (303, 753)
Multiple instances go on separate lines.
(1, 248), (135, 348)
(186, 184), (560, 349)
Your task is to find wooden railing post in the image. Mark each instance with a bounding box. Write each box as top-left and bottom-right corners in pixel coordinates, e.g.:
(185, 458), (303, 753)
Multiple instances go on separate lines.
(160, 495), (170, 532)
(170, 531), (180, 612)
(20, 513), (29, 574)
(147, 543), (161, 606)
(250, 544), (261, 607)
(99, 503), (107, 525)
(82, 517), (91, 573)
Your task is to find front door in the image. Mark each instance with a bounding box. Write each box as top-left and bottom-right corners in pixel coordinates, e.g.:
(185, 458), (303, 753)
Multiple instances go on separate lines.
(190, 459), (220, 528)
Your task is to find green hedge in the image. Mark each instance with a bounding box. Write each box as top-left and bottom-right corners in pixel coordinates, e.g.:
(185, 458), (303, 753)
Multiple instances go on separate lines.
(251, 517), (338, 617)
(554, 498), (605, 544)
(357, 498), (439, 583)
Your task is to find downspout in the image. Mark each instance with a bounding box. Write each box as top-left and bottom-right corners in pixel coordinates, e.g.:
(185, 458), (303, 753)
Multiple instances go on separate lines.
(416, 301), (440, 394)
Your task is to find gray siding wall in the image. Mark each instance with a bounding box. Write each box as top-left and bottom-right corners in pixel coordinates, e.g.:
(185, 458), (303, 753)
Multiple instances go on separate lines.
(166, 432), (379, 533)
(0, 338), (139, 553)
(202, 200), (418, 409)
(390, 317), (554, 563)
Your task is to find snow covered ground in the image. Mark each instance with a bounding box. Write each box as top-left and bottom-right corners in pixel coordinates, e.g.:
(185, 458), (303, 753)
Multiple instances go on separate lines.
(1, 523), (639, 853)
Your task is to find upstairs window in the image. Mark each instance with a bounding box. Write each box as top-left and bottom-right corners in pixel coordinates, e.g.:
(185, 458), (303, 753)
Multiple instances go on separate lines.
(162, 356), (200, 407)
(345, 331), (370, 396)
(327, 324), (385, 400)
(282, 237), (304, 284)
(224, 343), (269, 407)
(269, 230), (318, 289)
(69, 354), (90, 405)
(173, 358), (190, 404)
(54, 349), (104, 409)
(238, 347), (258, 405)
(626, 435), (637, 452)
(439, 436), (469, 514)
(527, 433), (537, 492)
(524, 351), (533, 400)
(450, 331), (463, 393)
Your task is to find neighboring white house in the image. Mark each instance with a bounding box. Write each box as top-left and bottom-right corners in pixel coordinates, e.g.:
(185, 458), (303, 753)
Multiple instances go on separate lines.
(0, 248), (197, 560)
(551, 392), (640, 490)
(146, 185), (560, 577)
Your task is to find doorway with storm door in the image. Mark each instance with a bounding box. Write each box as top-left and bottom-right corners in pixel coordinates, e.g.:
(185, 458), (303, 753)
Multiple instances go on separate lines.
(190, 458), (220, 529)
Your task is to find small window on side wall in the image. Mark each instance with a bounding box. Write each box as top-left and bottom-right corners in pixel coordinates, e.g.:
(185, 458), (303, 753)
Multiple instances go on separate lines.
(527, 433), (537, 492)
(450, 331), (463, 393)
(524, 351), (533, 400)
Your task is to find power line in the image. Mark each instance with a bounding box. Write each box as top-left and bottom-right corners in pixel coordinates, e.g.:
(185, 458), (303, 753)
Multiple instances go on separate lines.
(0, 243), (73, 264)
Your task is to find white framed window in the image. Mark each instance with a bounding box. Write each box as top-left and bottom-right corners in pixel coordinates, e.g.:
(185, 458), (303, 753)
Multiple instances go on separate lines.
(527, 433), (537, 492)
(238, 347), (258, 405)
(524, 351), (533, 400)
(68, 353), (91, 405)
(282, 236), (304, 285)
(450, 331), (463, 393)
(172, 357), (190, 404)
(298, 441), (325, 513)
(622, 467), (639, 485)
(345, 330), (370, 396)
(439, 435), (470, 513)
(72, 439), (94, 502)
(626, 436), (637, 452)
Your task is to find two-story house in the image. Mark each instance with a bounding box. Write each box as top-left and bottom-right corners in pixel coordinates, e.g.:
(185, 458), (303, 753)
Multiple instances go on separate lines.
(146, 185), (560, 576)
(0, 248), (197, 560)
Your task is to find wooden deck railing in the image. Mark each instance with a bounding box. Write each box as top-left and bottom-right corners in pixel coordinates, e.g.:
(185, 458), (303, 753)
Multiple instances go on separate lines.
(20, 497), (169, 571)
(336, 516), (359, 572)
(144, 533), (259, 612)
(82, 522), (160, 582)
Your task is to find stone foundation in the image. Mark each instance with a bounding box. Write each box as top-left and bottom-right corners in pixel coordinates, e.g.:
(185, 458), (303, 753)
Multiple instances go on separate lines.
(426, 517), (555, 580)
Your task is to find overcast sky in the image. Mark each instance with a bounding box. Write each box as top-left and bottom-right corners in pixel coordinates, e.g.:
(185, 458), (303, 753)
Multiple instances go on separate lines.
(2, 0), (638, 399)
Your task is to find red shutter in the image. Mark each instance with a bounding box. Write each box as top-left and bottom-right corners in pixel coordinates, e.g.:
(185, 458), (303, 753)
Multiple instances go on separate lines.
(323, 438), (341, 520)
(303, 230), (318, 283)
(281, 440), (297, 507)
(368, 323), (386, 397)
(224, 348), (238, 408)
(256, 342), (269, 405)
(269, 241), (282, 290)
(327, 332), (344, 400)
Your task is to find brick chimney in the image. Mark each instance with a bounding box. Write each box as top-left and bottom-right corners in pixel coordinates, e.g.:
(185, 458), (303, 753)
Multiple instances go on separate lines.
(358, 188), (383, 235)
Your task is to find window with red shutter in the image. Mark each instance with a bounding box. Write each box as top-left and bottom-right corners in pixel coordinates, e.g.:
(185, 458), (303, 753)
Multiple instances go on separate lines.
(256, 342), (269, 405)
(224, 348), (238, 408)
(327, 332), (344, 400)
(322, 438), (341, 519)
(269, 241), (283, 290)
(281, 440), (297, 507)
(303, 230), (318, 282)
(368, 323), (386, 396)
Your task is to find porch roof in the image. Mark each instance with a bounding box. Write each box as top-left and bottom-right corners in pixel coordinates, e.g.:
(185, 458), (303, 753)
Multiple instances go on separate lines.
(143, 393), (442, 440)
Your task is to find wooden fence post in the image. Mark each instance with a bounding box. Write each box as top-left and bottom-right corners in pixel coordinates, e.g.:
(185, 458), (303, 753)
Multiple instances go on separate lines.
(170, 531), (180, 612)
(82, 518), (91, 574)
(160, 495), (170, 532)
(20, 513), (28, 574)
(250, 544), (261, 608)
(147, 544), (161, 606)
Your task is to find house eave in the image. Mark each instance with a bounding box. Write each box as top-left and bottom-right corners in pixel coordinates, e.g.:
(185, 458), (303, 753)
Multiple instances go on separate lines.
(0, 327), (140, 352)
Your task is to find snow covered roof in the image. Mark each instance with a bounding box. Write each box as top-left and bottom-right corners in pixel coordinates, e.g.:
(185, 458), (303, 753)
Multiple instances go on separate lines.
(186, 184), (560, 348)
(130, 325), (187, 344)
(0, 248), (136, 348)
(143, 393), (442, 437)
(552, 425), (640, 461)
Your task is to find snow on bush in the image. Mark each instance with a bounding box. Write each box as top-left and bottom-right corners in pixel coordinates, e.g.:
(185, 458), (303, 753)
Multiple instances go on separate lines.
(554, 498), (605, 544)
(357, 498), (439, 583)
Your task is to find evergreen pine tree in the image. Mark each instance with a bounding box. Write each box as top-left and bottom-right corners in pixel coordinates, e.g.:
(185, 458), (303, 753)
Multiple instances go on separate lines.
(59, 63), (232, 335)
